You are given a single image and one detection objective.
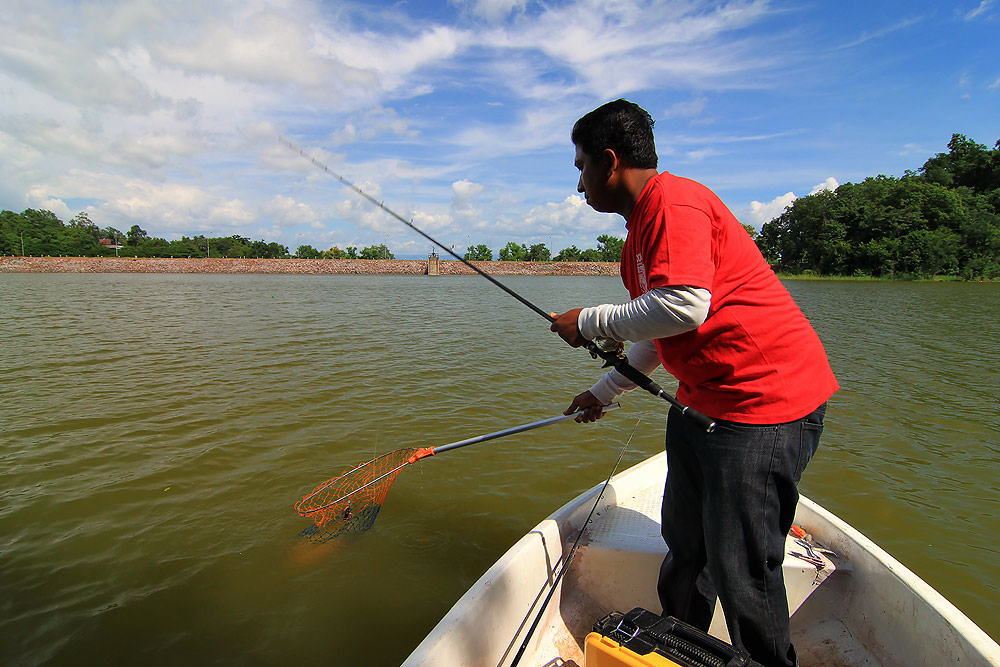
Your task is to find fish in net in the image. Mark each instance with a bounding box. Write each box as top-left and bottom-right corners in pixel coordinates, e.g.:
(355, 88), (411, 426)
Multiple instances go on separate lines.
(295, 447), (420, 543)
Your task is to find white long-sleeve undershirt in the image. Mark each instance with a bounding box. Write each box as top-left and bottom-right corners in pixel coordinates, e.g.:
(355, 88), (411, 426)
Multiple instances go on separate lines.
(580, 286), (711, 404)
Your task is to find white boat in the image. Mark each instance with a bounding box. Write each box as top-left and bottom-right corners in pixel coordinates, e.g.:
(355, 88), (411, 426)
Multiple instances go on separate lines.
(404, 452), (1000, 666)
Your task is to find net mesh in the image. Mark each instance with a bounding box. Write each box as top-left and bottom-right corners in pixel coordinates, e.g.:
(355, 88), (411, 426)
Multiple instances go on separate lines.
(295, 447), (416, 543)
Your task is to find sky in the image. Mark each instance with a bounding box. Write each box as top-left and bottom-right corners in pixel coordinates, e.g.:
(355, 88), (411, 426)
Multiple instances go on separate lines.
(1, 0), (998, 258)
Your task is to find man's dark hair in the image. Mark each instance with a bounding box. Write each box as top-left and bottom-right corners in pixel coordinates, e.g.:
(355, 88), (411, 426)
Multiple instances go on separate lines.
(572, 99), (657, 169)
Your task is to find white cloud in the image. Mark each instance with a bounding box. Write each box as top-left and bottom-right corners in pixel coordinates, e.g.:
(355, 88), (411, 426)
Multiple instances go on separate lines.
(3, 116), (107, 160)
(265, 195), (319, 227)
(20, 167), (261, 235)
(663, 95), (709, 119)
(447, 103), (579, 158)
(748, 191), (796, 226)
(0, 27), (163, 113)
(746, 178), (838, 226)
(25, 190), (73, 221)
(156, 11), (349, 89)
(456, 0), (528, 23)
(314, 23), (465, 96)
(900, 142), (931, 157)
(810, 177), (839, 195)
(452, 179), (485, 200)
(684, 148), (722, 162)
(329, 107), (419, 146)
(965, 0), (995, 20)
(483, 0), (775, 99)
(209, 199), (256, 227)
(836, 16), (923, 50)
(449, 179), (486, 226)
(513, 194), (614, 246)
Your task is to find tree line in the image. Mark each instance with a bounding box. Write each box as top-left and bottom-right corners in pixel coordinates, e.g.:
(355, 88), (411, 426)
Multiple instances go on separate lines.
(757, 134), (1000, 279)
(0, 214), (396, 260)
(0, 211), (624, 263)
(6, 134), (996, 278)
(461, 234), (624, 262)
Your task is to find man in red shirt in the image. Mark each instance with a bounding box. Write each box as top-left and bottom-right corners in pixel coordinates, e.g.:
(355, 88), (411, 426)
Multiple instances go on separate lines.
(551, 99), (838, 667)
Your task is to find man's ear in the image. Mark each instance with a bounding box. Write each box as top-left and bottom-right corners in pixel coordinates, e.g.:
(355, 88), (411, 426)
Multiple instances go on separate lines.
(601, 148), (621, 178)
(601, 148), (622, 181)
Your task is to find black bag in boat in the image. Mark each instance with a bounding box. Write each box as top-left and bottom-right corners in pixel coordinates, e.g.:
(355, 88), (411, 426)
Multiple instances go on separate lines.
(587, 607), (765, 667)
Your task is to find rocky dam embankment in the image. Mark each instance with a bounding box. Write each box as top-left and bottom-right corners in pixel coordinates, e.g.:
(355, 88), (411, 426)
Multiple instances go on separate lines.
(0, 256), (620, 276)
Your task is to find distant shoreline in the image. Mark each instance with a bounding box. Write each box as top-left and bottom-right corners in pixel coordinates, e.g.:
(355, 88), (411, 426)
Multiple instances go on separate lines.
(0, 256), (620, 276)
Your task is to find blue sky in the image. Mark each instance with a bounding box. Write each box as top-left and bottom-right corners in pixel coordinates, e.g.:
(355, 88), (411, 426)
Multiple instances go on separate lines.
(1, 0), (997, 258)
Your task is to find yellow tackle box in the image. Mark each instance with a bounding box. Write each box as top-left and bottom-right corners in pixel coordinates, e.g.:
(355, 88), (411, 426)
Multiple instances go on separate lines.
(585, 608), (763, 667)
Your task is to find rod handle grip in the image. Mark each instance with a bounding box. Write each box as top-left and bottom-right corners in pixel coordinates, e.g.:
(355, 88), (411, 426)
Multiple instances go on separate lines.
(595, 348), (716, 433)
(680, 406), (716, 433)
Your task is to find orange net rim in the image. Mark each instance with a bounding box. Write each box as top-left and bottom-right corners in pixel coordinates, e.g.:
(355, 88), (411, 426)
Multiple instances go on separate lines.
(294, 448), (418, 518)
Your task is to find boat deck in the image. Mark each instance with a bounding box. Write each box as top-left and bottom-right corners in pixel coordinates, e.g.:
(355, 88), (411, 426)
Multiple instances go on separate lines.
(528, 455), (853, 665)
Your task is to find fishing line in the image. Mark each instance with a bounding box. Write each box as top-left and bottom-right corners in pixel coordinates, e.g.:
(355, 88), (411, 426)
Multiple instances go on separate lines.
(509, 417), (642, 667)
(278, 136), (550, 321)
(278, 137), (716, 433)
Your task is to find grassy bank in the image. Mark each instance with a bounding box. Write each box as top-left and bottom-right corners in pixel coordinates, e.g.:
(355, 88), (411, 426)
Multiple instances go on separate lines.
(774, 271), (987, 282)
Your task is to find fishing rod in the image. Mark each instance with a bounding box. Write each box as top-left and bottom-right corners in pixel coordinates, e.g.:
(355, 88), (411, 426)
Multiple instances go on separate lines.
(279, 137), (716, 433)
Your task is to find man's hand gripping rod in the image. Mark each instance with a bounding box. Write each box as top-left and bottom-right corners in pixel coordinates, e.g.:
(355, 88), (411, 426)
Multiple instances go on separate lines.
(279, 137), (716, 433)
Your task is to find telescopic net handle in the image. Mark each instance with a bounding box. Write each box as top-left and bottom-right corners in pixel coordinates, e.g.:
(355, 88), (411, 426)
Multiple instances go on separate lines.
(418, 403), (620, 459)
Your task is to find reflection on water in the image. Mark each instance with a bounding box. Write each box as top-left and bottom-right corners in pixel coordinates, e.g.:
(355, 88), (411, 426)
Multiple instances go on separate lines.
(1, 273), (997, 665)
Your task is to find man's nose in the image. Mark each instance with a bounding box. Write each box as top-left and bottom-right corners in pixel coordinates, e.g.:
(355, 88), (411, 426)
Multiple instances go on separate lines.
(577, 175), (584, 193)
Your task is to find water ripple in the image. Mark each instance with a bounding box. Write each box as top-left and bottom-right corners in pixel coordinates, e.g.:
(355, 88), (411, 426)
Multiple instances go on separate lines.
(1, 274), (997, 665)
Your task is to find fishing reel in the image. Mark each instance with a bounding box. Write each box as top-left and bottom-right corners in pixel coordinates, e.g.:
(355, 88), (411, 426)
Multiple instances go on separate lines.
(588, 336), (626, 367)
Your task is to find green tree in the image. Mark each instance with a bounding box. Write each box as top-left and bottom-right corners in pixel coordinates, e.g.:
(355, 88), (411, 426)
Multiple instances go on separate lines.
(498, 242), (528, 261)
(554, 245), (581, 262)
(463, 244), (493, 261)
(323, 246), (347, 259)
(125, 224), (148, 246)
(211, 235), (248, 258)
(596, 234), (624, 262)
(525, 243), (551, 261)
(61, 225), (102, 256)
(226, 238), (253, 258)
(359, 243), (393, 259)
(345, 246), (359, 259)
(248, 240), (266, 257)
(919, 134), (1000, 194)
(0, 210), (20, 254)
(144, 237), (173, 257)
(19, 209), (64, 255)
(757, 165), (1000, 278)
(246, 240), (287, 258)
(296, 244), (322, 259)
(68, 213), (100, 240)
(171, 236), (204, 258)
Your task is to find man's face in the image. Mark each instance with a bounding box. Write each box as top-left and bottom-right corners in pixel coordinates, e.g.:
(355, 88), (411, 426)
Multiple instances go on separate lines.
(574, 144), (612, 213)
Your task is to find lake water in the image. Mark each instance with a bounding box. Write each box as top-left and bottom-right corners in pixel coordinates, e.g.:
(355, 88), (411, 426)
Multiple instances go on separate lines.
(1, 273), (997, 665)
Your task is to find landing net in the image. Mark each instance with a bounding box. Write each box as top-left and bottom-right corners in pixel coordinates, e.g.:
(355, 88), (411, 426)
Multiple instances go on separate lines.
(295, 447), (416, 543)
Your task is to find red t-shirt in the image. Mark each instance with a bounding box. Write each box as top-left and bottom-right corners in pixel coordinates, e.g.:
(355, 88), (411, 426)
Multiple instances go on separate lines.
(621, 172), (838, 423)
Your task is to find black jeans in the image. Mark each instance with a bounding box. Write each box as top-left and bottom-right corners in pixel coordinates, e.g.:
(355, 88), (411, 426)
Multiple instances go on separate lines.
(657, 403), (826, 667)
